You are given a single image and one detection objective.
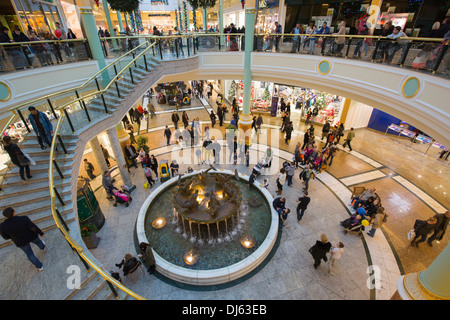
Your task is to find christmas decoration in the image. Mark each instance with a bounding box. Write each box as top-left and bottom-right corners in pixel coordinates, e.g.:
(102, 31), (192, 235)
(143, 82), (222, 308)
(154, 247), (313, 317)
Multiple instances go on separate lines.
(94, 0), (100, 8)
(129, 11), (136, 31)
(262, 87), (270, 102)
(183, 1), (189, 32)
(228, 80), (237, 101)
(178, 5), (183, 31)
(175, 9), (180, 31)
(241, 0), (245, 9)
(193, 8), (197, 30)
(107, 0), (141, 14)
(134, 9), (144, 32)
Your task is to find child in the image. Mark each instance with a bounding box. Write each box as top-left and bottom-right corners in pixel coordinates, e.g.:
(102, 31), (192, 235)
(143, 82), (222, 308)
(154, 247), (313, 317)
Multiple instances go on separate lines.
(277, 208), (290, 227)
(328, 242), (344, 275)
(263, 178), (269, 189)
(143, 165), (155, 187)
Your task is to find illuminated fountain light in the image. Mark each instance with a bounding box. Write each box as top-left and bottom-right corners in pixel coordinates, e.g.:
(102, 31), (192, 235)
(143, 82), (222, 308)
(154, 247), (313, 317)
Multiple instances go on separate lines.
(152, 217), (167, 229)
(240, 234), (256, 249)
(183, 249), (200, 265)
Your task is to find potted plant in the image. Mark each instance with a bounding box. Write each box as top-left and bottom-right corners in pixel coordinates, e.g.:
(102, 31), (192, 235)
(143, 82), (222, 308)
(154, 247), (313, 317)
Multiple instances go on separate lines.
(136, 135), (149, 153)
(81, 223), (100, 249)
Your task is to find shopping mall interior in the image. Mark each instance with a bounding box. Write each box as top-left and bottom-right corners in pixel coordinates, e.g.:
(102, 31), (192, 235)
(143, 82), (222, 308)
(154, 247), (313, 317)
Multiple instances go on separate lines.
(0, 0), (449, 302)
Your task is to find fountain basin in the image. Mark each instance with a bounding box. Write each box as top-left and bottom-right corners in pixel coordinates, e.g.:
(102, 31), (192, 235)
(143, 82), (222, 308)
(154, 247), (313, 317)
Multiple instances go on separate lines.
(136, 169), (279, 286)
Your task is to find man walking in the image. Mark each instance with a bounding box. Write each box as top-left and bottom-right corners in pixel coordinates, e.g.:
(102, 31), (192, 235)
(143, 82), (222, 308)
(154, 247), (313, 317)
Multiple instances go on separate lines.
(28, 106), (53, 150)
(172, 111), (180, 130)
(0, 207), (46, 270)
(102, 167), (118, 200)
(342, 127), (355, 151)
(164, 125), (172, 146)
(83, 159), (96, 180)
(101, 145), (111, 167)
(296, 190), (311, 222)
(427, 211), (450, 246)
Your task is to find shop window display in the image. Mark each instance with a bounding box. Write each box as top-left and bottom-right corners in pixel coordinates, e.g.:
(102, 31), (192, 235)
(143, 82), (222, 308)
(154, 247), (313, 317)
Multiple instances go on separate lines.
(224, 80), (344, 123)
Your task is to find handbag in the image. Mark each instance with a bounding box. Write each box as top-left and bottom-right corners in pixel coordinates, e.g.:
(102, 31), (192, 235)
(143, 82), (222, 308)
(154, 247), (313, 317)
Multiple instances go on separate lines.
(407, 229), (415, 240)
(23, 152), (36, 166)
(16, 152), (31, 166)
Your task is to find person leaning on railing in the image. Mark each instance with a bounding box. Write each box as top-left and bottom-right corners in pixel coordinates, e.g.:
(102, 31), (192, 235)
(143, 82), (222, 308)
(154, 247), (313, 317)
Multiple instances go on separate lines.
(385, 26), (408, 63)
(0, 26), (28, 70)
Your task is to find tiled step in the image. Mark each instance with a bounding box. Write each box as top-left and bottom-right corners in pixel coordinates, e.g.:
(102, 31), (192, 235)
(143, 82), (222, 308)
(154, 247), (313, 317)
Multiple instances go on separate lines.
(0, 199), (73, 225)
(0, 185), (72, 207)
(4, 160), (74, 177)
(0, 176), (72, 198)
(2, 168), (72, 186)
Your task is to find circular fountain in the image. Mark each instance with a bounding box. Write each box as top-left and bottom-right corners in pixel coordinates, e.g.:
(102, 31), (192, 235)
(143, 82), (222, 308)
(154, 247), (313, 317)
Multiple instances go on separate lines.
(136, 167), (279, 286)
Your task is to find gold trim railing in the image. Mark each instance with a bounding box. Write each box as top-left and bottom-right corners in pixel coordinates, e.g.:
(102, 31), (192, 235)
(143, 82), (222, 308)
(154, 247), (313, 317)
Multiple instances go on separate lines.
(47, 41), (158, 300)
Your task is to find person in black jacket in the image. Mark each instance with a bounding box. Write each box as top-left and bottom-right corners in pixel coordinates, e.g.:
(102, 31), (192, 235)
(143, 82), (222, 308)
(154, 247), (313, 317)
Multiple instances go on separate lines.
(0, 207), (46, 270)
(172, 111), (180, 130)
(115, 253), (141, 276)
(310, 234), (332, 269)
(2, 135), (32, 181)
(427, 211), (450, 246)
(296, 190), (311, 222)
(411, 217), (438, 248)
(163, 125), (172, 145)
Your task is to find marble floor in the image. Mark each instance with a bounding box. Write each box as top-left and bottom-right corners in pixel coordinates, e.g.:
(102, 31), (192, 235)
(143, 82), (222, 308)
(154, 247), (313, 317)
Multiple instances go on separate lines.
(79, 88), (449, 300)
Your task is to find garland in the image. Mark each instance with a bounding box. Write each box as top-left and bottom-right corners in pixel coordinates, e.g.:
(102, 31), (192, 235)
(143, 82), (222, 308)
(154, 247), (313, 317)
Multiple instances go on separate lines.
(183, 1), (188, 32)
(192, 8), (197, 30)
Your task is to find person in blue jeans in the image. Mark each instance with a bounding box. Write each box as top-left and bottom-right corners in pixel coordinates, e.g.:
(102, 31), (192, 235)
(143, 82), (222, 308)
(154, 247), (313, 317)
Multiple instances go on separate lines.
(296, 190), (311, 222)
(0, 207), (46, 270)
(28, 106), (54, 150)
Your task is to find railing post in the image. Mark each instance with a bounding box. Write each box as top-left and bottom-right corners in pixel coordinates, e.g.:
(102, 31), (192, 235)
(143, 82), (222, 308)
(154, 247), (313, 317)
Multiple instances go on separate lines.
(101, 94), (109, 114)
(218, 35), (221, 51)
(55, 208), (70, 232)
(187, 37), (190, 57)
(371, 37), (381, 61)
(143, 54), (148, 71)
(54, 187), (66, 206)
(106, 280), (120, 299)
(47, 99), (58, 119)
(345, 38), (352, 58)
(53, 159), (64, 180)
(95, 78), (101, 91)
(113, 65), (118, 76)
(115, 81), (121, 98)
(84, 40), (93, 59)
(159, 39), (163, 60)
(63, 109), (75, 133)
(17, 110), (31, 133)
(175, 38), (179, 58)
(129, 68), (135, 84)
(399, 40), (413, 67)
(432, 41), (449, 74)
(57, 135), (68, 155)
(132, 52), (137, 67)
(75, 90), (91, 123)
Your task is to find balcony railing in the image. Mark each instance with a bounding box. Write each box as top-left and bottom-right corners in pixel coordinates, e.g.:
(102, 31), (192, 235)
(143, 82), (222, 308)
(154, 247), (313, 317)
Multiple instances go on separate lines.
(3, 33), (447, 77)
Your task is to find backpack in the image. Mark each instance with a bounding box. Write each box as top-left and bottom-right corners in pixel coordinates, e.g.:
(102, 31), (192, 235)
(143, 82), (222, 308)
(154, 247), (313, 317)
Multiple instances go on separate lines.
(413, 219), (426, 231)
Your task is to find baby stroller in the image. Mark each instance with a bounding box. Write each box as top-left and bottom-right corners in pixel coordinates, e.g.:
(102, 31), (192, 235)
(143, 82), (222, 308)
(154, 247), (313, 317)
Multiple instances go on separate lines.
(252, 156), (267, 177)
(110, 186), (132, 207)
(159, 160), (170, 183)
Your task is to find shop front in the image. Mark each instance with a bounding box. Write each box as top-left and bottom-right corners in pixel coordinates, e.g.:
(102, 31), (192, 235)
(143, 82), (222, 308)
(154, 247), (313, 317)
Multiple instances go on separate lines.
(224, 79), (345, 126)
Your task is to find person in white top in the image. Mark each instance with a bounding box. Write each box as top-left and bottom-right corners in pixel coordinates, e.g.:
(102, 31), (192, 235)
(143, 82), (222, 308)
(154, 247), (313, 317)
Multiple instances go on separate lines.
(386, 26), (408, 62)
(276, 168), (287, 195)
(328, 242), (344, 275)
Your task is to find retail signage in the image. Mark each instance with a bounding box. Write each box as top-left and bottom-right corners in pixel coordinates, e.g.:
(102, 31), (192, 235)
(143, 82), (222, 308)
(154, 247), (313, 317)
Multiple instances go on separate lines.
(151, 0), (169, 4)
(270, 96), (278, 117)
(259, 0), (279, 9)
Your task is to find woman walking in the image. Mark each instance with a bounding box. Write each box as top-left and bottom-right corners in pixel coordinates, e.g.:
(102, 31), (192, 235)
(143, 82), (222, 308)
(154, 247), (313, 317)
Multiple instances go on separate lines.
(309, 234), (332, 269)
(276, 168), (287, 195)
(2, 136), (32, 181)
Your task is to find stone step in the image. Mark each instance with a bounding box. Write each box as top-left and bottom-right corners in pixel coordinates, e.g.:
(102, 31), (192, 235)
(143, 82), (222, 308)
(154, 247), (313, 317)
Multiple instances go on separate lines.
(0, 185), (72, 207)
(2, 168), (72, 186)
(0, 176), (72, 198)
(5, 160), (74, 178)
(0, 199), (73, 225)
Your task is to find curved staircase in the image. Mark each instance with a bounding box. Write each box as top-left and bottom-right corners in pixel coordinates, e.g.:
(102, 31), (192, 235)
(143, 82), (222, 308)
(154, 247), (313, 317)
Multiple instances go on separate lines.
(0, 49), (174, 300)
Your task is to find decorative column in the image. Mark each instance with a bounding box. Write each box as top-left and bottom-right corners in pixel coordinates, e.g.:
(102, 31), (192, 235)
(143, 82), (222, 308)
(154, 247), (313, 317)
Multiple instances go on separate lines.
(203, 8), (207, 30)
(78, 0), (110, 85)
(102, 0), (118, 50)
(338, 97), (352, 126)
(116, 11), (124, 32)
(393, 244), (450, 300)
(219, 0), (223, 39)
(89, 136), (109, 174)
(106, 123), (133, 188)
(239, 0), (256, 147)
